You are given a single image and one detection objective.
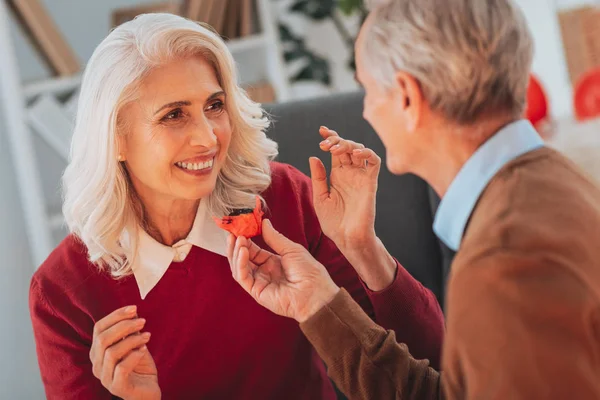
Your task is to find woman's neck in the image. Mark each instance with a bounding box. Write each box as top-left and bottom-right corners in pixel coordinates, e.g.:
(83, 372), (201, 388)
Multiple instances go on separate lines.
(136, 192), (200, 246)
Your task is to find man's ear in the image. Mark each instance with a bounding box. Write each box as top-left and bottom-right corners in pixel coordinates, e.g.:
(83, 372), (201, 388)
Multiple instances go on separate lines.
(394, 71), (424, 132)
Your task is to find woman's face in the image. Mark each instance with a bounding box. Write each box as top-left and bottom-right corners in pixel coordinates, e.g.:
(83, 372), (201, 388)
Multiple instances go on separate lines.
(118, 56), (232, 205)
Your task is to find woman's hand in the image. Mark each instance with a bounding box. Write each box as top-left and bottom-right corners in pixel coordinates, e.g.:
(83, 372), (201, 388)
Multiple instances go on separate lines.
(90, 306), (160, 400)
(310, 126), (382, 250)
(227, 220), (340, 323)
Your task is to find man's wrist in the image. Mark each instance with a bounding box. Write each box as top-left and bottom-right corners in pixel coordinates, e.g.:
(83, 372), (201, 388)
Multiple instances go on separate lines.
(340, 236), (397, 292)
(296, 283), (340, 323)
(338, 234), (379, 258)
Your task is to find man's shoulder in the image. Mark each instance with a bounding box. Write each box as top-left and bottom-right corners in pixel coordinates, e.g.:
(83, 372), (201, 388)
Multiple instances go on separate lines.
(481, 147), (600, 221)
(460, 146), (600, 274)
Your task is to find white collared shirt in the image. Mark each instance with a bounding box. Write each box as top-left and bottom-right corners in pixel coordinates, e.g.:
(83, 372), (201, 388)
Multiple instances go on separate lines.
(433, 120), (544, 251)
(124, 200), (228, 299)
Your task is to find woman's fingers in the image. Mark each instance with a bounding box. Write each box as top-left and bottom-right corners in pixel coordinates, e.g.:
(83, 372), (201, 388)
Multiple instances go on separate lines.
(99, 318), (146, 350)
(91, 306), (139, 377)
(110, 346), (149, 396)
(93, 306), (138, 337)
(100, 332), (151, 388)
(91, 317), (146, 378)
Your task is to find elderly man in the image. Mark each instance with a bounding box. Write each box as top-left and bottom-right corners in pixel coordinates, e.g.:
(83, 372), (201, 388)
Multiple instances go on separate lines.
(227, 0), (600, 399)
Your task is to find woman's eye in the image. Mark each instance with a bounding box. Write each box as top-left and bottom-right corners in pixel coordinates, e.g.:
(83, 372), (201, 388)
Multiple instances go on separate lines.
(162, 108), (184, 121)
(206, 100), (225, 113)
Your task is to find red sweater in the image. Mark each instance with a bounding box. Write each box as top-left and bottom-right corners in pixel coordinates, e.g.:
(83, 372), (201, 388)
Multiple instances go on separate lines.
(30, 162), (444, 400)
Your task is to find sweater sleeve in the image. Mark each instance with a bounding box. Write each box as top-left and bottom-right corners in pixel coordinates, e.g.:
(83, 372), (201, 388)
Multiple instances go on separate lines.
(301, 289), (443, 400)
(311, 231), (444, 369)
(444, 251), (600, 399)
(283, 164), (445, 369)
(29, 277), (113, 400)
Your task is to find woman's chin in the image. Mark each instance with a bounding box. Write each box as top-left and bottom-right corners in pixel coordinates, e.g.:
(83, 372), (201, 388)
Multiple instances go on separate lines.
(175, 187), (215, 201)
(173, 175), (218, 200)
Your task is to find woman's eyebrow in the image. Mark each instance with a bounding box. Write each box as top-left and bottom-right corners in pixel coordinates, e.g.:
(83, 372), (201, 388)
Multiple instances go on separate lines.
(154, 101), (192, 115)
(153, 91), (225, 115)
(207, 91), (225, 101)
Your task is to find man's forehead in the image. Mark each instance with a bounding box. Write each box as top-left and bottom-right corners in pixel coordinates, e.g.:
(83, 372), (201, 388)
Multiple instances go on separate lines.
(355, 14), (375, 59)
(354, 18), (373, 78)
(356, 15), (370, 46)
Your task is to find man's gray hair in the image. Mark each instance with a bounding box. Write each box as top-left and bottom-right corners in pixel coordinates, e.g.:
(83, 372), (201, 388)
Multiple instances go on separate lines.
(362, 0), (534, 124)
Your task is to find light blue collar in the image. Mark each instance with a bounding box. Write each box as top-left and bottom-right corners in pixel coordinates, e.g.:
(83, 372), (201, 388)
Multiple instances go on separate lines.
(433, 120), (544, 251)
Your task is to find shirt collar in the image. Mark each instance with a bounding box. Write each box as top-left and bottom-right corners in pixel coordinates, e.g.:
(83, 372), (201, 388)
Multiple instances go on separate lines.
(433, 120), (544, 251)
(126, 199), (228, 299)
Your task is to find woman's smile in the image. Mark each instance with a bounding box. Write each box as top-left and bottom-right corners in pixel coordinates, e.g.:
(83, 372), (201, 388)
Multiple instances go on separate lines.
(174, 154), (216, 177)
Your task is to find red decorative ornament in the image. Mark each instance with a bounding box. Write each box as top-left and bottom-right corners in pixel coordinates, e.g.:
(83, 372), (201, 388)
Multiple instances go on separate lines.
(524, 74), (549, 128)
(574, 67), (600, 121)
(213, 196), (264, 238)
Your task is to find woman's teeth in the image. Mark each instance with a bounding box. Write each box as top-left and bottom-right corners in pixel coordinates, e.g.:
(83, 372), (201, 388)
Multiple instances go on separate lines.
(176, 158), (214, 171)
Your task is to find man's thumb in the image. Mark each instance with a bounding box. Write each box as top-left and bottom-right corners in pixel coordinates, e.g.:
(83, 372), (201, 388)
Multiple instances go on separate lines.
(309, 157), (329, 202)
(262, 219), (296, 255)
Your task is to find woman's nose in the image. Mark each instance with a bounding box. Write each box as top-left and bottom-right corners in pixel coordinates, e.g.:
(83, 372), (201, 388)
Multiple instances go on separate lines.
(189, 116), (218, 148)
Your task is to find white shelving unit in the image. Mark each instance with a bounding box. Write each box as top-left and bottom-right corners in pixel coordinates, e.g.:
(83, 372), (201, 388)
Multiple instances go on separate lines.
(0, 0), (290, 268)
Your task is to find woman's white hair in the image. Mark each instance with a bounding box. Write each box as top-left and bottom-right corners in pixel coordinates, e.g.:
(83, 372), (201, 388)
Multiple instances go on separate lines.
(62, 13), (278, 276)
(362, 0), (534, 123)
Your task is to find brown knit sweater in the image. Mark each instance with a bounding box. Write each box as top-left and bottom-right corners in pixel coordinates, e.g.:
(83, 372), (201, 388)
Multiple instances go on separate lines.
(301, 147), (600, 399)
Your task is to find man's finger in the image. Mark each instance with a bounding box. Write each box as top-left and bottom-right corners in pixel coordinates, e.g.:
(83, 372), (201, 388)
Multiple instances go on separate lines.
(319, 135), (342, 149)
(319, 136), (343, 168)
(329, 139), (364, 155)
(319, 126), (339, 140)
(352, 148), (381, 167)
(232, 236), (247, 280)
(226, 233), (236, 273)
(309, 157), (329, 202)
(338, 153), (352, 166)
(319, 136), (343, 166)
(261, 219), (298, 256)
(246, 240), (273, 265)
(234, 246), (255, 294)
(325, 138), (365, 168)
(351, 154), (366, 168)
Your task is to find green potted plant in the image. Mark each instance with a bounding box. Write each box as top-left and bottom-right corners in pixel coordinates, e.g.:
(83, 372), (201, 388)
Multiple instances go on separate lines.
(277, 0), (367, 86)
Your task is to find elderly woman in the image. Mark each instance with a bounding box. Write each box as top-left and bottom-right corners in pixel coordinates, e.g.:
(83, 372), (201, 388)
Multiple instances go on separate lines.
(29, 13), (444, 400)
